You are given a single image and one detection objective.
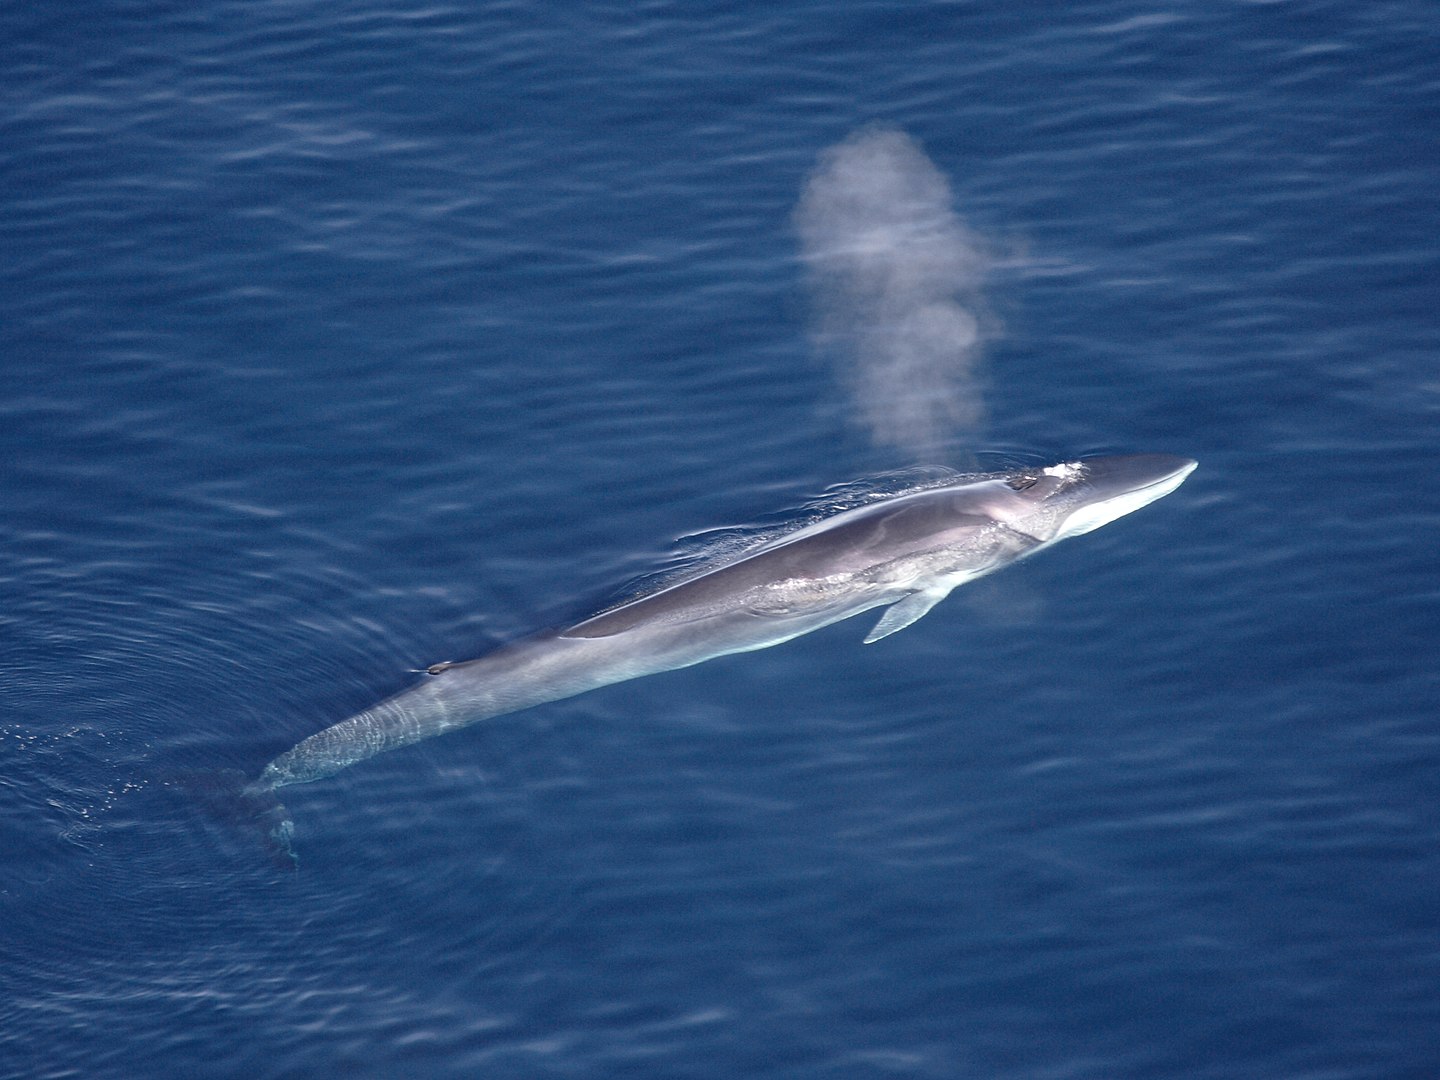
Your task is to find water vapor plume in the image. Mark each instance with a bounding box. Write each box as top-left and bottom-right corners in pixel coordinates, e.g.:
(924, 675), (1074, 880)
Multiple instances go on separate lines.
(795, 127), (993, 461)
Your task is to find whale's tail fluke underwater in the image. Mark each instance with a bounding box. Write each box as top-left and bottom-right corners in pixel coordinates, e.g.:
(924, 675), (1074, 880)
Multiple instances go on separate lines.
(162, 767), (299, 870)
(253, 454), (1196, 852)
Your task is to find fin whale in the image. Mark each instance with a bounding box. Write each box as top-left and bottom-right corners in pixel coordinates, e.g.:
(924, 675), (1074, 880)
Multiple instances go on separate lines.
(253, 455), (1195, 807)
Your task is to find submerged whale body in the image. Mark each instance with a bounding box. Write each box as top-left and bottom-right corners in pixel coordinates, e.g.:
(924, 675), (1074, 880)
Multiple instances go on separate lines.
(253, 455), (1195, 814)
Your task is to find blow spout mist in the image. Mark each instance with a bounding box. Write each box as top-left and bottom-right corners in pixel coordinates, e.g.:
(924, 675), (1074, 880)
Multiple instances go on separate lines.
(795, 127), (993, 461)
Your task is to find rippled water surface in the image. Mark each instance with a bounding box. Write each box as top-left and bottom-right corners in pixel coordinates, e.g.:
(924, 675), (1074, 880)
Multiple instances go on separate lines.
(3, 2), (1438, 1077)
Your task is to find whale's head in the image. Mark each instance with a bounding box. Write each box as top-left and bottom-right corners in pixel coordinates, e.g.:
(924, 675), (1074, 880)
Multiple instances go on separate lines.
(994, 454), (1197, 545)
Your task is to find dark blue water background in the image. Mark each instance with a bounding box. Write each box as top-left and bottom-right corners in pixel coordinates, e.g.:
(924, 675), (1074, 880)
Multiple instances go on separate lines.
(3, 2), (1438, 1077)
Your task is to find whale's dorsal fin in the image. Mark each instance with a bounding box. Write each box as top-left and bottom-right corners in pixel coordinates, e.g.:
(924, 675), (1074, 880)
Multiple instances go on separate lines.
(863, 589), (948, 644)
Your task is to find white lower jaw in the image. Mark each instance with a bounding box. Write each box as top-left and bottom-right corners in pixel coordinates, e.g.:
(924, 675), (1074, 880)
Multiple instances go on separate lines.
(1053, 464), (1196, 541)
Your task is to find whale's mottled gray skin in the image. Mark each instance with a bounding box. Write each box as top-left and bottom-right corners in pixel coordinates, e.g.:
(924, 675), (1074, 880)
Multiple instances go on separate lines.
(255, 454), (1195, 793)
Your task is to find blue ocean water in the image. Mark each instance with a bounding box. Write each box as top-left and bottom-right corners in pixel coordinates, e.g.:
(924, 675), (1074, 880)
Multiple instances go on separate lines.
(3, 1), (1438, 1077)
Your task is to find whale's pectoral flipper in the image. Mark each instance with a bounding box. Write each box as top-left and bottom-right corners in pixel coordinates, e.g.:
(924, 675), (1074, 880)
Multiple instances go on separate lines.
(863, 589), (949, 644)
